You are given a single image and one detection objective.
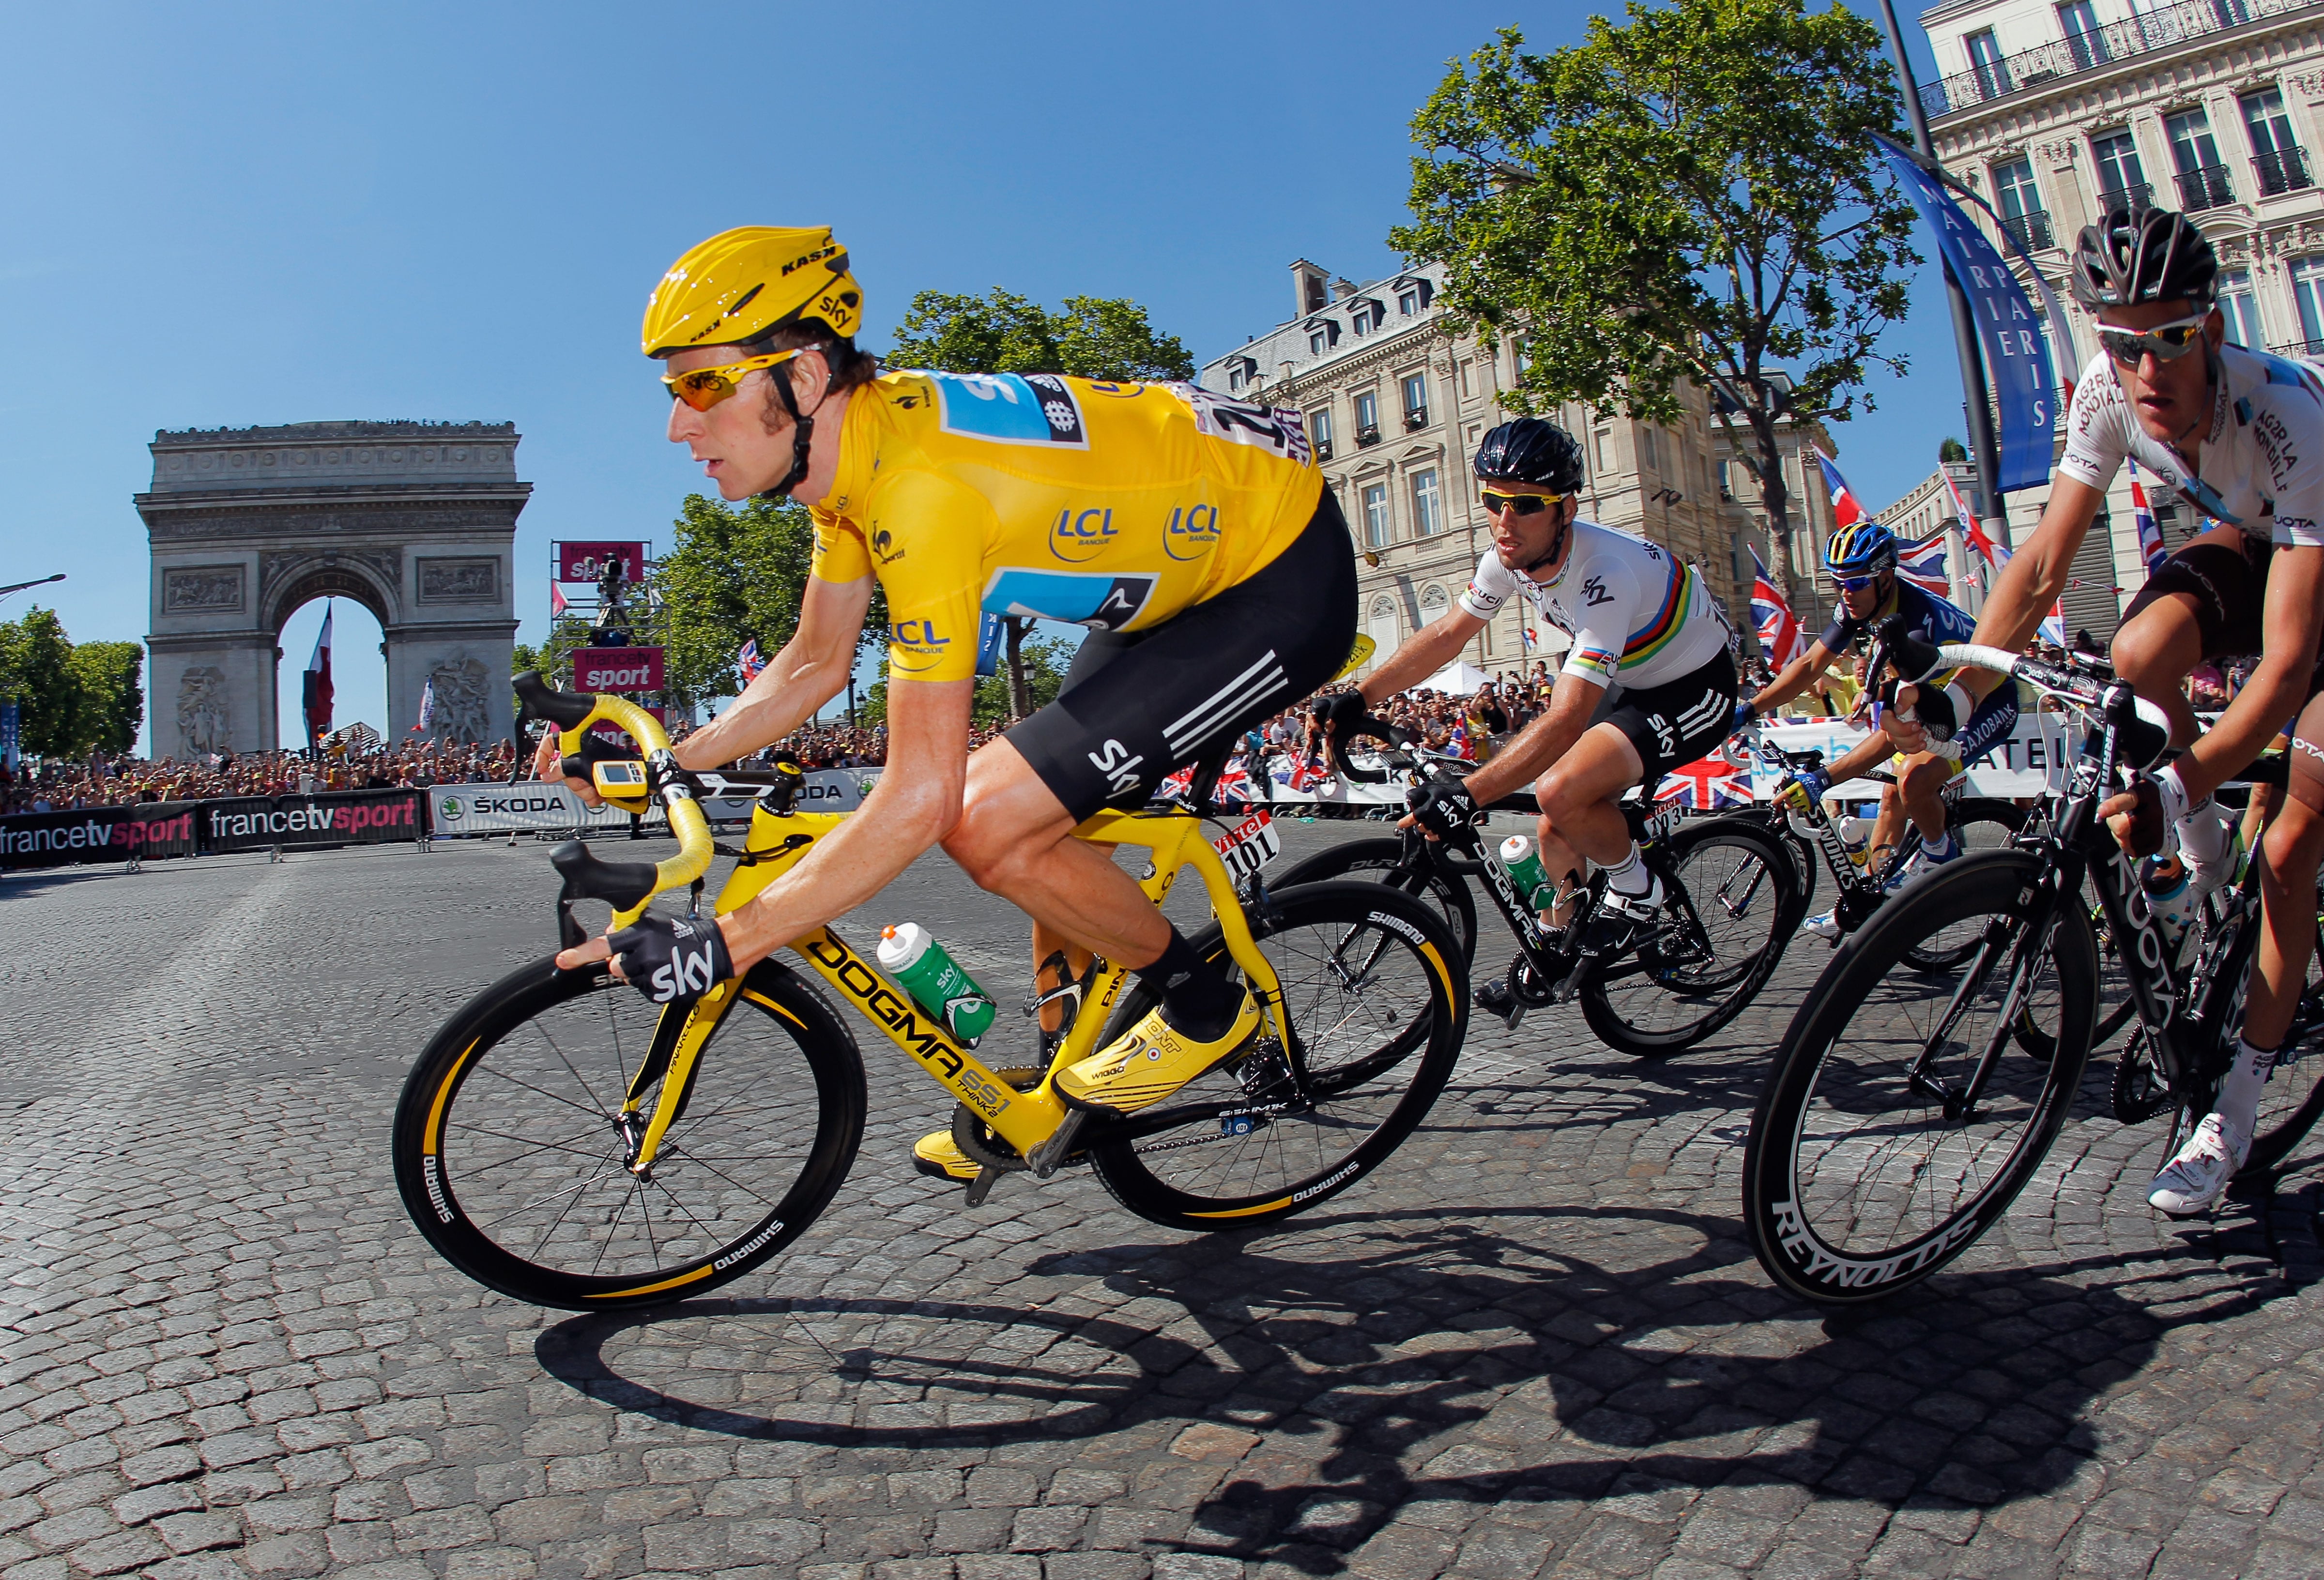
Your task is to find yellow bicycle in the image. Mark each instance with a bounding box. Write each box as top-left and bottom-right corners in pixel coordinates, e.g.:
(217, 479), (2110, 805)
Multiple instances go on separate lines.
(392, 675), (1467, 1310)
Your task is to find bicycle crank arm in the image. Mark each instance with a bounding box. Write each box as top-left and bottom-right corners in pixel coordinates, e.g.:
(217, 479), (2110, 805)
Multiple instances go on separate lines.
(1026, 1111), (1086, 1178)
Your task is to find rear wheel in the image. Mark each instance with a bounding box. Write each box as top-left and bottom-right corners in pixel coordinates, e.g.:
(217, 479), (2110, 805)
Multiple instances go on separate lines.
(1269, 835), (1478, 961)
(1743, 851), (2097, 1304)
(1581, 817), (1804, 1055)
(2250, 943), (2324, 1171)
(392, 955), (867, 1310)
(1086, 880), (1466, 1231)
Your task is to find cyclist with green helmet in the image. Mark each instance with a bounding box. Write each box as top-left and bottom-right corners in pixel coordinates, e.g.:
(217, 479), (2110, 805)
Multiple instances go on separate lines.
(1736, 520), (2016, 936)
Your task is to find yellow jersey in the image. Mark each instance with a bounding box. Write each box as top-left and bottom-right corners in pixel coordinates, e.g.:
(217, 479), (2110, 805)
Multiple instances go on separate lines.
(808, 370), (1324, 684)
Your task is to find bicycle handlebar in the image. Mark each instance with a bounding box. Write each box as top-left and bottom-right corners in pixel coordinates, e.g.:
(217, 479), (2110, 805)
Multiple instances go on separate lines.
(1935, 643), (2173, 738)
(515, 670), (715, 927)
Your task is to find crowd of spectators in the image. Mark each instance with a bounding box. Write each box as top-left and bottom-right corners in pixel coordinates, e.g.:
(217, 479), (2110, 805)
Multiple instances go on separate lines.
(0, 739), (522, 814)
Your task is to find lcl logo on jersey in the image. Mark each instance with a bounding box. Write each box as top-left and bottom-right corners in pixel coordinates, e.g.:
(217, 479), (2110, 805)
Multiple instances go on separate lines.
(890, 621), (952, 673)
(1163, 504), (1221, 561)
(1051, 507), (1117, 563)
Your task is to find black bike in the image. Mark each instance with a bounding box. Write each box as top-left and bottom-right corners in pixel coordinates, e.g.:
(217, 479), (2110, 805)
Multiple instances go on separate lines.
(1273, 717), (1804, 1055)
(1729, 732), (2027, 967)
(1743, 638), (2324, 1303)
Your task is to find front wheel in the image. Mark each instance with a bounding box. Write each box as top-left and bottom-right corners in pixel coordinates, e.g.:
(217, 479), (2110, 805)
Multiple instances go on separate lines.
(1269, 835), (1478, 961)
(1580, 817), (1804, 1055)
(1896, 798), (2031, 971)
(1743, 851), (2097, 1305)
(392, 954), (868, 1310)
(1086, 880), (1466, 1231)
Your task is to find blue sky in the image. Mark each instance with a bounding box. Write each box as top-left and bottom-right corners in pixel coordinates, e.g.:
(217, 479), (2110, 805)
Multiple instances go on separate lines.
(0, 1), (1957, 749)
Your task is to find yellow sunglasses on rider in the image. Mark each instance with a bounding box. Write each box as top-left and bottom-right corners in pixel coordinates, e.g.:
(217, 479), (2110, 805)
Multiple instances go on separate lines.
(662, 347), (810, 412)
(1480, 488), (1569, 517)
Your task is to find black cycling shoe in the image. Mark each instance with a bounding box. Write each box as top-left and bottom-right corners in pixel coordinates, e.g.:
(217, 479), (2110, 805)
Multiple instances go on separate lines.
(1575, 879), (1664, 965)
(1475, 977), (1518, 1026)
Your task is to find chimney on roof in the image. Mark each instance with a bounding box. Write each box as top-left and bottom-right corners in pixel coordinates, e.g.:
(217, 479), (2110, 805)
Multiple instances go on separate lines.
(1333, 278), (1358, 301)
(1290, 258), (1330, 319)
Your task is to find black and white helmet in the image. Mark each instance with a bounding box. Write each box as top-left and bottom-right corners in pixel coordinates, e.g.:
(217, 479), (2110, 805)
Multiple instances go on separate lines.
(2069, 203), (2218, 310)
(1473, 419), (1586, 492)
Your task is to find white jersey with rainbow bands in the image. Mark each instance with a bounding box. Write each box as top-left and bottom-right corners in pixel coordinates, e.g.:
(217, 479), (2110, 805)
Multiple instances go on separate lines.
(1458, 520), (1729, 689)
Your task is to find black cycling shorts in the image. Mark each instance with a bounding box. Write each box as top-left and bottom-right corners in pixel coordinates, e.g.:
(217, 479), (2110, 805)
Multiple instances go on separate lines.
(2122, 535), (2268, 658)
(1008, 490), (1359, 821)
(1600, 648), (1739, 782)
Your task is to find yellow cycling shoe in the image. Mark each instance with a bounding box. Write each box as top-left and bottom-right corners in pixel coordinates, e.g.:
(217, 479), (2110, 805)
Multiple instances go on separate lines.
(911, 1130), (979, 1182)
(1054, 992), (1262, 1117)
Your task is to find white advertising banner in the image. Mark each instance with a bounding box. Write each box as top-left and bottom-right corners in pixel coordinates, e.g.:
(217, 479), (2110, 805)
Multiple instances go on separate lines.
(1750, 710), (2083, 801)
(428, 783), (662, 836)
(699, 768), (878, 823)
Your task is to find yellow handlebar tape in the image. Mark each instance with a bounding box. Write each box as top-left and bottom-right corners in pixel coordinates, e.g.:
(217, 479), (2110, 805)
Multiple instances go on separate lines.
(558, 694), (715, 926)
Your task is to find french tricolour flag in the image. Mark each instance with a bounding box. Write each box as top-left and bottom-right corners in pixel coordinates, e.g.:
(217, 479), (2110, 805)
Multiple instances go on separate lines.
(1749, 545), (1804, 670)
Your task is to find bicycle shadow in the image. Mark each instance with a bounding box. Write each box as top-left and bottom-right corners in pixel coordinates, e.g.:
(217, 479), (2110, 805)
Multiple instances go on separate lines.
(532, 1201), (2276, 1572)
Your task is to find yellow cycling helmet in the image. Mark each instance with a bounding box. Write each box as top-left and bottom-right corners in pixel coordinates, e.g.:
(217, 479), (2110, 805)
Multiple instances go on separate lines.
(641, 226), (864, 358)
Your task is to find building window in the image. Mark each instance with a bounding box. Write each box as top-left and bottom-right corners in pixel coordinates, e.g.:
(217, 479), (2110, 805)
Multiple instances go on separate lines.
(1458, 359), (1474, 398)
(1595, 429), (1615, 475)
(2091, 129), (2149, 207)
(1305, 318), (1341, 357)
(1992, 157), (2052, 249)
(1717, 460), (1735, 501)
(1309, 405), (1334, 460)
(2165, 108), (2233, 211)
(1401, 372), (1428, 430)
(1354, 390), (1380, 445)
(1419, 583), (1449, 617)
(1966, 29), (2011, 100)
(2244, 86), (2313, 196)
(1362, 483), (1392, 548)
(1227, 365), (1245, 391)
(2292, 258), (2324, 353)
(1308, 329), (1327, 356)
(2057, 0), (2107, 69)
(1412, 469), (1443, 536)
(1351, 299), (1384, 334)
(1638, 426), (1661, 474)
(2220, 270), (2263, 348)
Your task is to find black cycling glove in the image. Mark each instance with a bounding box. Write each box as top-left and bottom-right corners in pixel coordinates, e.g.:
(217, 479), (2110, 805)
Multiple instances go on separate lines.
(1405, 780), (1480, 840)
(608, 914), (734, 1005)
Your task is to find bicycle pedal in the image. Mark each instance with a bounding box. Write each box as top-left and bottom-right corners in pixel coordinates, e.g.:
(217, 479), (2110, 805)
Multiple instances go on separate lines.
(1027, 1111), (1087, 1179)
(963, 1166), (1000, 1208)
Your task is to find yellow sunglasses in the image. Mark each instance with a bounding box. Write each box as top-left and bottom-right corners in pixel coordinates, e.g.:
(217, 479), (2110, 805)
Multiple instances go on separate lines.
(1480, 488), (1569, 516)
(662, 347), (810, 412)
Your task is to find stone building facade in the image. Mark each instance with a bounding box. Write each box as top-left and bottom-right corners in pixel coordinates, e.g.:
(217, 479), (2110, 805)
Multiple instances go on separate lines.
(1197, 258), (1843, 681)
(139, 421), (528, 757)
(1918, 0), (2324, 636)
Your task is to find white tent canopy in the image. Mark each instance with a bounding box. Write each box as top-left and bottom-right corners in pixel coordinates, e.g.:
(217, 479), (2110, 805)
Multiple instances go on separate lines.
(1421, 660), (1493, 695)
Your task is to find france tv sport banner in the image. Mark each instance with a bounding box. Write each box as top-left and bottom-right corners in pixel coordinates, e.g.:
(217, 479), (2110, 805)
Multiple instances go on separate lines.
(1874, 133), (2059, 494)
(573, 647), (665, 692)
(555, 542), (647, 584)
(199, 789), (427, 853)
(0, 803), (200, 871)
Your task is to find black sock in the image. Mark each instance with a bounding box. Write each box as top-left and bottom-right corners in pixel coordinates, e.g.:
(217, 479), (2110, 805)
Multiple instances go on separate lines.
(1137, 927), (1240, 1041)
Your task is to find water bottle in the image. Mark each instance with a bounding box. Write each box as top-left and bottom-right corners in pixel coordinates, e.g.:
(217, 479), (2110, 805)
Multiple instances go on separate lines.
(2142, 860), (2198, 956)
(876, 923), (996, 1046)
(1500, 834), (1551, 912)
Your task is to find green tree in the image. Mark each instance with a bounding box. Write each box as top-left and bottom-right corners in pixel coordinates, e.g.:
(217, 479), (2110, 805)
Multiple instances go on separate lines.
(1395, 0), (1918, 593)
(1939, 436), (1968, 463)
(889, 289), (1195, 381)
(66, 641), (144, 754)
(857, 632), (1075, 730)
(0, 607), (82, 757)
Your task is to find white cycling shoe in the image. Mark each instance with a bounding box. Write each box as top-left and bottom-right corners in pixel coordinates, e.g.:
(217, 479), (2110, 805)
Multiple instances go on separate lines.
(1801, 910), (1841, 941)
(2147, 1111), (2251, 1216)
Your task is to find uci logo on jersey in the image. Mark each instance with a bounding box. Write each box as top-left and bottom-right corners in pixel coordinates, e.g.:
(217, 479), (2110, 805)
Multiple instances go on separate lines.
(1051, 507), (1116, 563)
(1163, 503), (1221, 561)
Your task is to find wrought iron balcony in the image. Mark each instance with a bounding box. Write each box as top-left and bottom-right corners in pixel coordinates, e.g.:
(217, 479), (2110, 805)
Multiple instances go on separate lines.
(1923, 0), (2317, 118)
(2096, 182), (2154, 215)
(1999, 209), (2055, 251)
(1404, 407), (1429, 431)
(1356, 425), (1382, 448)
(2174, 164), (2238, 211)
(2272, 337), (2324, 357)
(1315, 440), (1334, 462)
(2254, 145), (2314, 196)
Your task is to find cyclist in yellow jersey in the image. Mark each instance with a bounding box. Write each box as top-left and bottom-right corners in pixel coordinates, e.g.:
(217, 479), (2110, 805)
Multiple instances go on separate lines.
(541, 227), (1357, 1180)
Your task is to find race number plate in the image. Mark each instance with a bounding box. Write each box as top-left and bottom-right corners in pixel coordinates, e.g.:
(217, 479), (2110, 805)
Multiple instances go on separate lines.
(1646, 804), (1682, 845)
(1211, 809), (1281, 882)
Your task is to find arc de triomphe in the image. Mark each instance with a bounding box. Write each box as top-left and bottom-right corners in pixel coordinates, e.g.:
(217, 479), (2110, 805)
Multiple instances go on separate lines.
(139, 421), (529, 757)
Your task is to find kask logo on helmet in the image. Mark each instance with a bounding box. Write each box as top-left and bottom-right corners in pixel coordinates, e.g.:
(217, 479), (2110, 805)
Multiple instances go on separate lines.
(781, 244), (841, 276)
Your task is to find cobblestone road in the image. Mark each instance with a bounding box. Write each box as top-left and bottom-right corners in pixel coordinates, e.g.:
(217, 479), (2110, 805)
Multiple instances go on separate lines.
(4, 819), (2322, 1580)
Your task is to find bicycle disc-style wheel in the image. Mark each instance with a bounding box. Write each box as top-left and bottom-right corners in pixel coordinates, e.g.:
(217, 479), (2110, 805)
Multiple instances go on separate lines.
(1581, 817), (1804, 1056)
(1271, 836), (1479, 961)
(392, 954), (867, 1310)
(1086, 880), (1465, 1231)
(1896, 799), (2030, 972)
(2250, 944), (2324, 1171)
(1743, 851), (2097, 1304)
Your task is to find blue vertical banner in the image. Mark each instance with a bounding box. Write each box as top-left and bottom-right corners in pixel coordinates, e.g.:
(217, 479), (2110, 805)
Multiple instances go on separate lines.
(975, 613), (1008, 680)
(1874, 133), (2059, 494)
(0, 703), (16, 773)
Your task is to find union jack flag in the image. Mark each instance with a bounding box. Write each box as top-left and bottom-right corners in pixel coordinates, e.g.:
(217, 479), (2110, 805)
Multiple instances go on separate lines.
(1285, 753), (1330, 791)
(1216, 757), (1252, 805)
(1656, 753), (1752, 810)
(1749, 545), (1804, 669)
(2130, 460), (2167, 576)
(1814, 447), (1864, 529)
(737, 638), (766, 685)
(1898, 532), (1950, 595)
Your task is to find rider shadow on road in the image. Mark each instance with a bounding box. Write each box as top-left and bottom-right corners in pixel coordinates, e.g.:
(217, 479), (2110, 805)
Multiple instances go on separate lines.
(532, 1200), (2275, 1574)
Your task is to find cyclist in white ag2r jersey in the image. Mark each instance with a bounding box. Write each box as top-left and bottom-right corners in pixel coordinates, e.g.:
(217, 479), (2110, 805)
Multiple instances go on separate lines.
(1889, 205), (2324, 1216)
(1320, 418), (1735, 1018)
